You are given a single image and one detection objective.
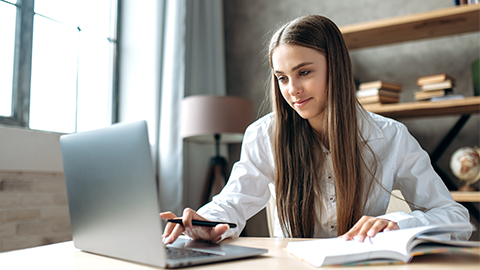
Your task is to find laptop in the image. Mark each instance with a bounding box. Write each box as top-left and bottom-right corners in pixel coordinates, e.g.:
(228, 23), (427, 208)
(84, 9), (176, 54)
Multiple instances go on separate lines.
(60, 120), (267, 268)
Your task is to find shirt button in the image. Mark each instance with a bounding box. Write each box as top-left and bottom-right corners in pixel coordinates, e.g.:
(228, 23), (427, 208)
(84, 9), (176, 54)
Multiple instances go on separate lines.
(331, 225), (335, 229)
(328, 175), (332, 179)
(329, 196), (335, 202)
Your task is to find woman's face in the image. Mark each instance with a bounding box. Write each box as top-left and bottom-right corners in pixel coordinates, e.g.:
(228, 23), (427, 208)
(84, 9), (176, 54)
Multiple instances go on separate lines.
(272, 44), (328, 129)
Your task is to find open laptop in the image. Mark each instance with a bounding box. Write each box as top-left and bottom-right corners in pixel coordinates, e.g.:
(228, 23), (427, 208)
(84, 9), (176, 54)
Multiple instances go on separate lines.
(60, 120), (267, 268)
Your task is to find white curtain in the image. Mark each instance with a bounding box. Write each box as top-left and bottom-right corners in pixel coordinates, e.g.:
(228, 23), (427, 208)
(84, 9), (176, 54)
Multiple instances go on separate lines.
(118, 0), (226, 215)
(158, 0), (227, 215)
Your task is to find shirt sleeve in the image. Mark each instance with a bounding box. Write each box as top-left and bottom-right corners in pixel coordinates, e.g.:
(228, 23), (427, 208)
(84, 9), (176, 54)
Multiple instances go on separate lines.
(196, 116), (275, 240)
(378, 123), (471, 241)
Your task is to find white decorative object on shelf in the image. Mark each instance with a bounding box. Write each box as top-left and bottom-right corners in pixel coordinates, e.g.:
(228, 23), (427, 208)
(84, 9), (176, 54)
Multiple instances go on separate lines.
(450, 146), (480, 191)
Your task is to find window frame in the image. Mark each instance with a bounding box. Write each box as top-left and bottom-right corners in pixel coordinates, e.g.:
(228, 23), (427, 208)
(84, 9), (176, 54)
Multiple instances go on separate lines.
(0, 0), (119, 131)
(0, 0), (33, 126)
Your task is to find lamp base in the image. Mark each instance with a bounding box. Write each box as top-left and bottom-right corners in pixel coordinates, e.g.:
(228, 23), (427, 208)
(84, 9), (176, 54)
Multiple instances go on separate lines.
(203, 156), (228, 204)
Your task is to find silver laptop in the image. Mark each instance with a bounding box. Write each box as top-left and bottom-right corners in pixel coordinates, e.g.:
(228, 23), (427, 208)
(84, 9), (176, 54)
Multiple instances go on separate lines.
(60, 120), (267, 268)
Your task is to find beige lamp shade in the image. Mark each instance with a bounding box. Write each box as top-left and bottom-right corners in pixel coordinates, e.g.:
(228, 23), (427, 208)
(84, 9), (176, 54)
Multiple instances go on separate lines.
(180, 95), (254, 144)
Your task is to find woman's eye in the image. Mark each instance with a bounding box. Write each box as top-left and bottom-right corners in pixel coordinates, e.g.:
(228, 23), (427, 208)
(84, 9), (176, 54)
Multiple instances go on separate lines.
(300, 70), (310, 76)
(277, 76), (287, 83)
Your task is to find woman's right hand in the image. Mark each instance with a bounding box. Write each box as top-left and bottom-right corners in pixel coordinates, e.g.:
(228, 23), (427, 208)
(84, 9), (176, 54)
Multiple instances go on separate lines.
(160, 208), (229, 245)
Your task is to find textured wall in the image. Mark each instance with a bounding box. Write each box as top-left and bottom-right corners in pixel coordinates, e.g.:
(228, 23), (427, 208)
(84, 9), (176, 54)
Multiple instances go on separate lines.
(0, 172), (72, 252)
(223, 0), (480, 237)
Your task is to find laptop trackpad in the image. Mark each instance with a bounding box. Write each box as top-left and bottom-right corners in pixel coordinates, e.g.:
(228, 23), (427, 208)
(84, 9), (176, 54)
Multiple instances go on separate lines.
(168, 238), (227, 256)
(167, 237), (267, 263)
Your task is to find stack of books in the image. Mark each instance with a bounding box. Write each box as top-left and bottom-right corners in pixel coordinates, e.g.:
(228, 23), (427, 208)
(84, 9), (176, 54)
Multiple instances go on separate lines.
(356, 81), (402, 105)
(415, 74), (455, 101)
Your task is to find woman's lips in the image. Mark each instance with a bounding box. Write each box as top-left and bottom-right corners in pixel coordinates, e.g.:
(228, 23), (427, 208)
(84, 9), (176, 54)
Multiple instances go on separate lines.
(294, 98), (311, 108)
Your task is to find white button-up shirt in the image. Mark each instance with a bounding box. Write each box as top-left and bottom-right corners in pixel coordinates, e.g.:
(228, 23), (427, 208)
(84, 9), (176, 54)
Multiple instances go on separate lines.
(197, 109), (471, 240)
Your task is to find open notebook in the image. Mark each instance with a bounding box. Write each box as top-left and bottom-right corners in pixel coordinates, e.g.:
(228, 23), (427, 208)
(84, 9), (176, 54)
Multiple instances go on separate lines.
(285, 223), (477, 267)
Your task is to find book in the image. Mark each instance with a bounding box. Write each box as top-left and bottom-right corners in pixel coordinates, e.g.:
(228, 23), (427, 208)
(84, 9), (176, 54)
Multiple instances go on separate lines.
(420, 80), (455, 91)
(415, 89), (452, 101)
(417, 73), (455, 86)
(284, 223), (478, 267)
(356, 88), (400, 99)
(358, 95), (399, 104)
(431, 94), (465, 102)
(359, 81), (402, 92)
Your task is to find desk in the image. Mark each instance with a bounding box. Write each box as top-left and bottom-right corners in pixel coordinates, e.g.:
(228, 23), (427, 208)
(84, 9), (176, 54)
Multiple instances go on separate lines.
(1, 238), (479, 270)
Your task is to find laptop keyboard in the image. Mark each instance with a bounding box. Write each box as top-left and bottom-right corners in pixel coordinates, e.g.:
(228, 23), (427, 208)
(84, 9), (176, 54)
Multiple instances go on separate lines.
(165, 246), (221, 261)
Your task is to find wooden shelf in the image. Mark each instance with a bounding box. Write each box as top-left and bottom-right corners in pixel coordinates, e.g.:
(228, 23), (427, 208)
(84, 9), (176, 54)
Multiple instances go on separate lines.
(341, 5), (480, 214)
(340, 4), (480, 50)
(450, 191), (480, 202)
(362, 96), (480, 119)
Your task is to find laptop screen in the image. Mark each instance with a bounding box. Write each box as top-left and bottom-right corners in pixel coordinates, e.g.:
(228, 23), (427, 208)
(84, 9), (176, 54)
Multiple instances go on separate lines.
(60, 121), (167, 267)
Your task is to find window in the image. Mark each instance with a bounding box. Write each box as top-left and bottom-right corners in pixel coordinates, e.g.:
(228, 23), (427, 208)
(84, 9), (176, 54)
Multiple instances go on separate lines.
(0, 0), (118, 133)
(0, 0), (16, 118)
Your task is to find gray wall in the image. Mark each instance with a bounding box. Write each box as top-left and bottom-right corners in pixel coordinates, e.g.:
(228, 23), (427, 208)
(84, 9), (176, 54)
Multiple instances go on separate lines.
(223, 0), (480, 237)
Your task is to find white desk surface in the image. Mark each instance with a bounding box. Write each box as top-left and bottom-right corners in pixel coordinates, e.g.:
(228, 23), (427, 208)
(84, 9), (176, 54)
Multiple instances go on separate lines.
(1, 237), (479, 269)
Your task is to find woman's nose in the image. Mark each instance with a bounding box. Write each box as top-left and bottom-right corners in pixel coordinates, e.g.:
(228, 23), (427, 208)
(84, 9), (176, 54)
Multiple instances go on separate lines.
(288, 79), (303, 96)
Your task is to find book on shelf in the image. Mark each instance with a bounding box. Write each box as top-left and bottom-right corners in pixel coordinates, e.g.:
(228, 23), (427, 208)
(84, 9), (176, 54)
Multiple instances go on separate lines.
(359, 81), (402, 92)
(356, 88), (400, 99)
(358, 95), (399, 104)
(431, 94), (465, 102)
(284, 223), (478, 267)
(417, 73), (455, 86)
(420, 79), (455, 91)
(415, 89), (452, 101)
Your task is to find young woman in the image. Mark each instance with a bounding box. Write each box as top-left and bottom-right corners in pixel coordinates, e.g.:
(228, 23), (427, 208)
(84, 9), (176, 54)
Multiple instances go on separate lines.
(161, 15), (470, 244)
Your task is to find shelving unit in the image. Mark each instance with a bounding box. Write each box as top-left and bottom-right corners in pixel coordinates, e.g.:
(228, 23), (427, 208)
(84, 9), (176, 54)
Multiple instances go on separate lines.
(339, 5), (480, 209)
(451, 191), (480, 202)
(340, 4), (480, 50)
(363, 96), (480, 119)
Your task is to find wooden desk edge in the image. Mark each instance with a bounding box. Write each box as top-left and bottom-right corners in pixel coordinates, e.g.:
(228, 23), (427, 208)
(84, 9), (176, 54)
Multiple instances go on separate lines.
(2, 239), (480, 270)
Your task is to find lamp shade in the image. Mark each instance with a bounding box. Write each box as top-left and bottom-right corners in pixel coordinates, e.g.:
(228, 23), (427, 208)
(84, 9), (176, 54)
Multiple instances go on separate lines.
(180, 95), (254, 144)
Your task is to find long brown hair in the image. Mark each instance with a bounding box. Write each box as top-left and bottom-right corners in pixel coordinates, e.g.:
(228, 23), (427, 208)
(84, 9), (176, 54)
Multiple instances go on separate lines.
(268, 15), (377, 237)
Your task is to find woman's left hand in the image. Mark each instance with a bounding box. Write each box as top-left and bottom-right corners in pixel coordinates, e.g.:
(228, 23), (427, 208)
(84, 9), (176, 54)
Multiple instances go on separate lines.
(339, 216), (399, 242)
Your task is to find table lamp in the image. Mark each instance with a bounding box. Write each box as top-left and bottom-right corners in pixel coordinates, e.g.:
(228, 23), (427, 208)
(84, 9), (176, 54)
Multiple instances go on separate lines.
(180, 95), (254, 204)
